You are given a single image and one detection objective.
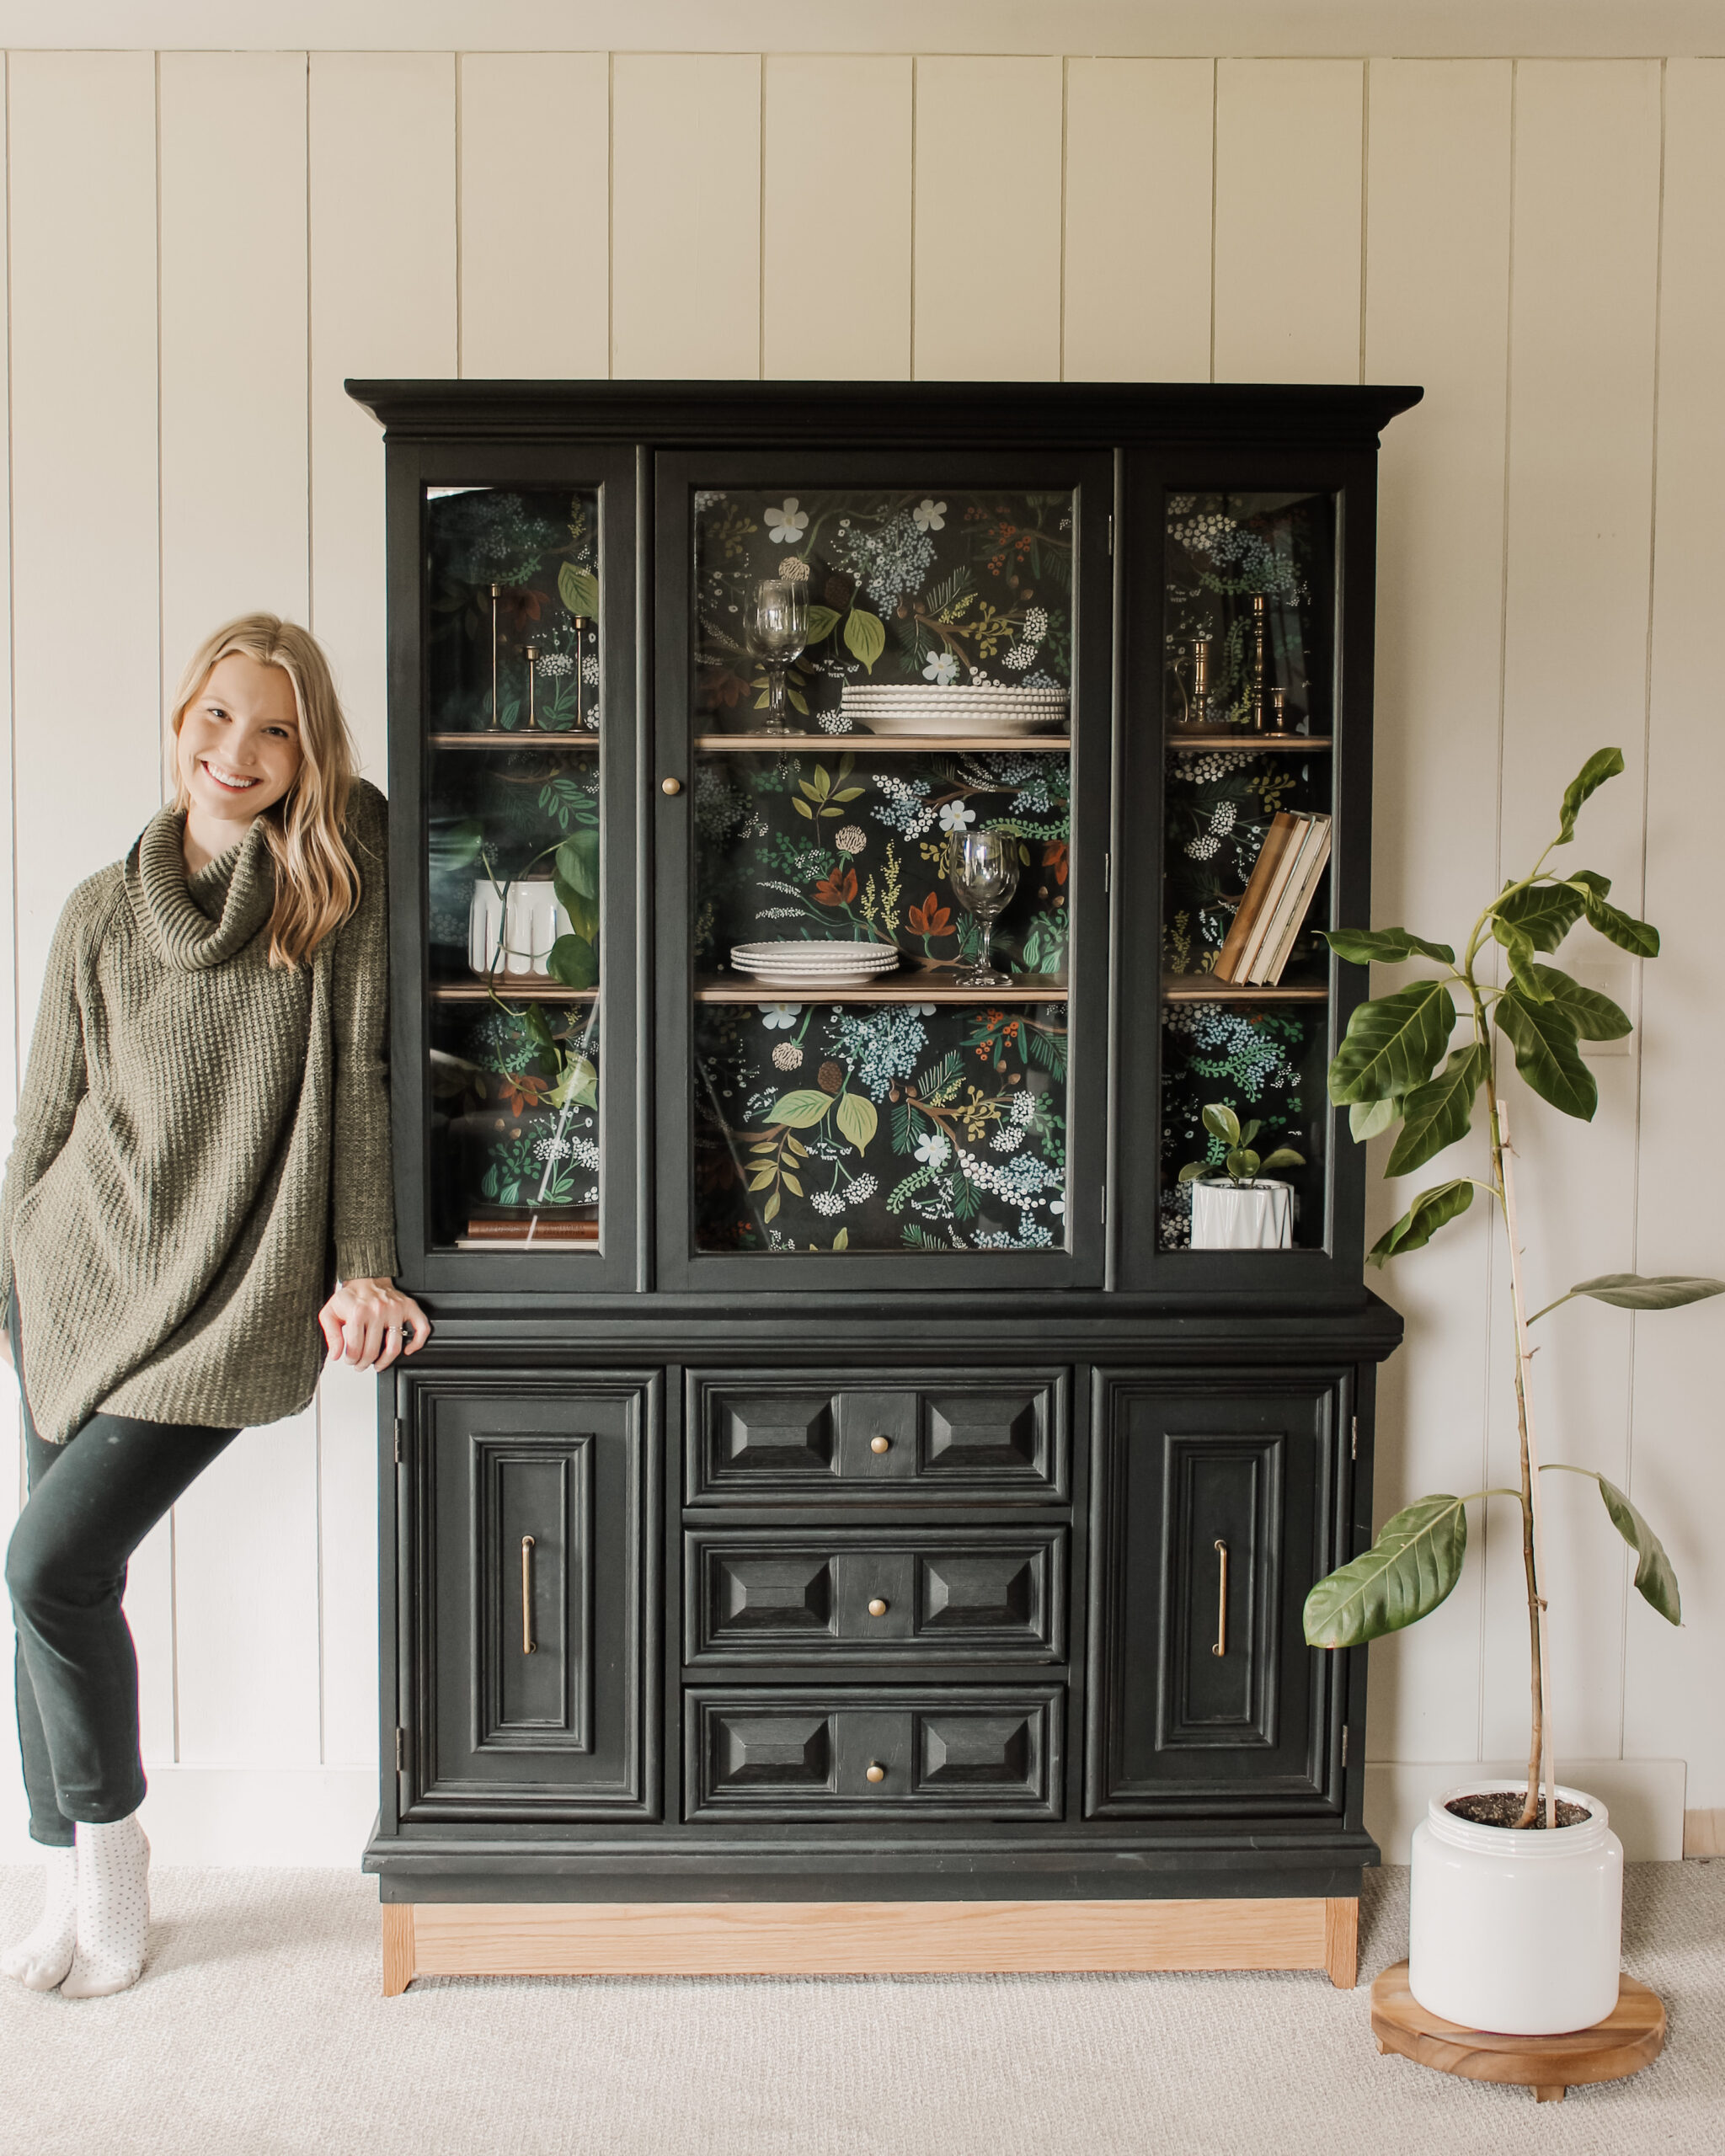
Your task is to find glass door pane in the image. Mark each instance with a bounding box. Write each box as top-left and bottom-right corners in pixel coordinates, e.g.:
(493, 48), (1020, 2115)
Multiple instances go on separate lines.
(422, 484), (603, 1252)
(687, 485), (1076, 1257)
(1158, 488), (1338, 1253)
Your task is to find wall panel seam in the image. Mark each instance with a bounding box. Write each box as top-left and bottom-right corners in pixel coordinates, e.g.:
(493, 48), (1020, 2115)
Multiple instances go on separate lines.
(1207, 59), (1217, 380)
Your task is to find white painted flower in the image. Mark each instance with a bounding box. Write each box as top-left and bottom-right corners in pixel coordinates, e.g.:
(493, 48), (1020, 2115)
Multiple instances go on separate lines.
(848, 1173), (879, 1201)
(914, 1133), (949, 1166)
(834, 825), (868, 855)
(1050, 1197), (1066, 1217)
(758, 1003), (803, 1030)
(922, 650), (960, 685)
(766, 499), (809, 545)
(913, 498), (948, 532)
(909, 1002), (936, 1017)
(938, 801), (977, 834)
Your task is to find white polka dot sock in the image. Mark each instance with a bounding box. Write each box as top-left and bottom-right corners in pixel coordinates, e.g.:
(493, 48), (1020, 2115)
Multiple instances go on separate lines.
(0, 1843), (78, 1991)
(61, 1815), (151, 1999)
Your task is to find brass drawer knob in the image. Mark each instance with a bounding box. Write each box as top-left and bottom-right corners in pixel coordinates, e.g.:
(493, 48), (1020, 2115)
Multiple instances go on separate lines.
(660, 776), (682, 796)
(867, 1598), (889, 1617)
(865, 1763), (886, 1783)
(869, 1435), (891, 1454)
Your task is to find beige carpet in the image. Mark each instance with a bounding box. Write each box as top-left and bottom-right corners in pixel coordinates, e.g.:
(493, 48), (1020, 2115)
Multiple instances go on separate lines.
(1, 1863), (1721, 2156)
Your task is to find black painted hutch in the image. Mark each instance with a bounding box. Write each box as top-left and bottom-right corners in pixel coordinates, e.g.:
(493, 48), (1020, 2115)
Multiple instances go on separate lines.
(349, 379), (1419, 1991)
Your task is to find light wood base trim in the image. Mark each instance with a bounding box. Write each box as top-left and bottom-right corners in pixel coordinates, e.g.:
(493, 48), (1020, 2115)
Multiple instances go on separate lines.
(382, 1904), (414, 1997)
(382, 1895), (1347, 1988)
(1324, 1896), (1359, 1989)
(1370, 1961), (1665, 2102)
(1683, 1806), (1725, 1857)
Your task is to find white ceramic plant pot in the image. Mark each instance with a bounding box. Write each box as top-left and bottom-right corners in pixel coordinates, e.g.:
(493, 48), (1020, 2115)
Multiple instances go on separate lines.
(1409, 1780), (1624, 2035)
(468, 876), (572, 979)
(1188, 1177), (1293, 1250)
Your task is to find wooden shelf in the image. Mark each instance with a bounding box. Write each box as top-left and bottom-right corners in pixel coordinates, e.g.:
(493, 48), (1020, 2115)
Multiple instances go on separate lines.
(696, 733), (1070, 754)
(1161, 975), (1327, 1002)
(433, 981), (598, 1003)
(697, 970), (1068, 1006)
(1165, 731), (1330, 752)
(430, 731), (598, 750)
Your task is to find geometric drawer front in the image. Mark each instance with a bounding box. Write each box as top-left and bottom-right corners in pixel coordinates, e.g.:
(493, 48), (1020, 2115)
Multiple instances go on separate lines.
(686, 1686), (1062, 1819)
(686, 1368), (1068, 1502)
(684, 1528), (1065, 1662)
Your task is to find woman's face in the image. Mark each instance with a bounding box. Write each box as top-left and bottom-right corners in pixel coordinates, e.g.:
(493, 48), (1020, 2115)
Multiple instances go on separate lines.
(177, 653), (304, 834)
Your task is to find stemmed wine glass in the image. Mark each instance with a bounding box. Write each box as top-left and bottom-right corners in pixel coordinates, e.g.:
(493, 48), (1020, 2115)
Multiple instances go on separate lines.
(947, 829), (1020, 988)
(742, 578), (809, 735)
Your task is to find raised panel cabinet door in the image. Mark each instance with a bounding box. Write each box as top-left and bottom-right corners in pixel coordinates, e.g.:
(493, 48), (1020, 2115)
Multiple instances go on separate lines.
(401, 1374), (660, 1820)
(1085, 1373), (1345, 1816)
(686, 1368), (1069, 1502)
(685, 1526), (1065, 1662)
(687, 1686), (1062, 1819)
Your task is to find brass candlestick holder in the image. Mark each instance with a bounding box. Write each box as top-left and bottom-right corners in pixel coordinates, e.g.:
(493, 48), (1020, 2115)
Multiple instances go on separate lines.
(523, 646), (540, 732)
(1188, 637), (1212, 728)
(1268, 686), (1290, 734)
(487, 584), (502, 731)
(574, 616), (588, 730)
(1251, 593), (1267, 732)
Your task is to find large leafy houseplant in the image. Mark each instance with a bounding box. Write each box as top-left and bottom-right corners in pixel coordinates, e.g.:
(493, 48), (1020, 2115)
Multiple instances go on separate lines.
(1301, 750), (1722, 1828)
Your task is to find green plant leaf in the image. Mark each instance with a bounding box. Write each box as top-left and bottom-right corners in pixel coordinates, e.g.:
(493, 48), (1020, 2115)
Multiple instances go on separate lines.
(1228, 1148), (1261, 1181)
(544, 933), (598, 990)
(1385, 1046), (1487, 1178)
(781, 1171), (803, 1198)
(1238, 1119), (1263, 1147)
(834, 1091), (879, 1153)
(1565, 1273), (1725, 1310)
(1302, 1494), (1469, 1647)
(763, 1188), (780, 1224)
(1203, 1102), (1242, 1146)
(832, 1226), (849, 1251)
(1557, 747), (1626, 841)
(1581, 888), (1660, 958)
(1594, 1475), (1681, 1625)
(1525, 963), (1632, 1041)
(547, 1053), (598, 1109)
(1322, 926), (1455, 967)
(557, 562), (598, 619)
(792, 796), (814, 819)
(842, 607), (887, 671)
(1498, 990), (1598, 1120)
(1258, 1146), (1304, 1171)
(520, 1001), (556, 1058)
(1492, 915), (1553, 1000)
(556, 830), (599, 899)
(553, 875), (598, 945)
(804, 604), (841, 645)
(431, 817), (486, 873)
(765, 1089), (833, 1129)
(1327, 979), (1456, 1104)
(1366, 1177), (1475, 1267)
(1177, 1161), (1211, 1183)
(1349, 1097), (1400, 1143)
(1567, 868), (1612, 900)
(1493, 881), (1585, 954)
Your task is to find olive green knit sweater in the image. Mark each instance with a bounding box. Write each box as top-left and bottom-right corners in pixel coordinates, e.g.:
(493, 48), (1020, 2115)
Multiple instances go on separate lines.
(0, 777), (398, 1444)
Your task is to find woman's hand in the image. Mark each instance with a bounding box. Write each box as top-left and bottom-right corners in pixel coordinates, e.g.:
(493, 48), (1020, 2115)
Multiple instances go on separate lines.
(318, 1278), (430, 1372)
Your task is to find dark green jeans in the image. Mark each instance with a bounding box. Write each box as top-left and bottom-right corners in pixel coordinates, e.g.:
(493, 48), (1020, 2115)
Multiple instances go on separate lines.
(5, 1291), (238, 1846)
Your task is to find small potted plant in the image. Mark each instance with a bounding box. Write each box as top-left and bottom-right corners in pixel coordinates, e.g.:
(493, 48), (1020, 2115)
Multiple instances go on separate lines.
(1302, 747), (1721, 2037)
(1178, 1103), (1304, 1249)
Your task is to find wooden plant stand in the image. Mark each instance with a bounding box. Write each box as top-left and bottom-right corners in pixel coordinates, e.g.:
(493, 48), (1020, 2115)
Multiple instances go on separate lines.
(382, 1895), (1359, 1995)
(1370, 1961), (1665, 2103)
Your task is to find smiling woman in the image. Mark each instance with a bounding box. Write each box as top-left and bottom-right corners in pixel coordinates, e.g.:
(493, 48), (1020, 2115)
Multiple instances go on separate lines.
(0, 613), (428, 2000)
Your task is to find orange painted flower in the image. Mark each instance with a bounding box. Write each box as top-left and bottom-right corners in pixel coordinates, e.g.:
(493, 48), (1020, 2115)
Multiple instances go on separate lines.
(1043, 840), (1068, 886)
(908, 891), (953, 937)
(498, 1073), (550, 1114)
(813, 866), (858, 907)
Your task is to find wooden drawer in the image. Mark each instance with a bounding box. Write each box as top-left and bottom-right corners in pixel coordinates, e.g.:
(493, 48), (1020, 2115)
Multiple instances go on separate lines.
(686, 1687), (1062, 1819)
(685, 1368), (1068, 1503)
(684, 1526), (1065, 1663)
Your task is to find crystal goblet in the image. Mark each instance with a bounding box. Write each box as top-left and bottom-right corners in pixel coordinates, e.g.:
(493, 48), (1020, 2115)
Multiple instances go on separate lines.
(744, 578), (809, 735)
(947, 829), (1019, 988)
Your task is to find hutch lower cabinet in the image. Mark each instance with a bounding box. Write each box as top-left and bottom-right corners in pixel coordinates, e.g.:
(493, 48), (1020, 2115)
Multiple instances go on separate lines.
(350, 380), (1419, 1992)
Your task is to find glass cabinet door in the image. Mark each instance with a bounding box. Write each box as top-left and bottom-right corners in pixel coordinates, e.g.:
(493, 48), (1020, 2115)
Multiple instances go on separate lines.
(1155, 485), (1340, 1259)
(406, 457), (635, 1284)
(660, 460), (1109, 1283)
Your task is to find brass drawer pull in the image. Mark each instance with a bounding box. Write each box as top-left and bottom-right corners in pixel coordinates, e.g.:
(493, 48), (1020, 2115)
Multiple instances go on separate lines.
(521, 1535), (537, 1656)
(1213, 1539), (1228, 1658)
(867, 1598), (889, 1617)
(869, 1435), (891, 1454)
(865, 1762), (886, 1783)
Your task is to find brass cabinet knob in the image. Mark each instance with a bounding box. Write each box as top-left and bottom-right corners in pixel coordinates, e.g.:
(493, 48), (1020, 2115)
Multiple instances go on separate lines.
(865, 1763), (886, 1783)
(660, 776), (682, 796)
(867, 1598), (889, 1617)
(869, 1435), (891, 1454)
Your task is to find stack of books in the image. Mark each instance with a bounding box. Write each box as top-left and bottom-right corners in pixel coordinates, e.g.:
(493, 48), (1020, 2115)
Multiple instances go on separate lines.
(1212, 811), (1334, 985)
(458, 1216), (599, 1249)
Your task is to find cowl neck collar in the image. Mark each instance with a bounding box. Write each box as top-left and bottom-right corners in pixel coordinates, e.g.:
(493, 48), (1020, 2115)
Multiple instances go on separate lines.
(127, 807), (276, 970)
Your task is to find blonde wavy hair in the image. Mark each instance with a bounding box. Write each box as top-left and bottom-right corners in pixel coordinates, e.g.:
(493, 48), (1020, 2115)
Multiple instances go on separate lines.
(169, 614), (362, 968)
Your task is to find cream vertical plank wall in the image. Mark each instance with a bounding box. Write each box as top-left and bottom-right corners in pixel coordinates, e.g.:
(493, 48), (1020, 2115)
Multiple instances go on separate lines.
(913, 57), (1063, 381)
(1632, 58), (1725, 1803)
(1213, 61), (1365, 383)
(4, 35), (1725, 1862)
(1360, 57), (1514, 1766)
(1063, 59), (1215, 382)
(611, 56), (761, 380)
(0, 55), (20, 1853)
(1487, 60), (1664, 1764)
(459, 54), (610, 379)
(763, 56), (911, 381)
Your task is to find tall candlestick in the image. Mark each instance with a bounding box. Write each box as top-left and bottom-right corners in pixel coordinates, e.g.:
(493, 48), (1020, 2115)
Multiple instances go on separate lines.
(1251, 593), (1267, 732)
(524, 646), (539, 731)
(488, 585), (501, 731)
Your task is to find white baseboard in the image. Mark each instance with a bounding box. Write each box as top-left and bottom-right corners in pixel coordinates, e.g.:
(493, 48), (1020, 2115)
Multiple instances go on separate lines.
(1365, 1758), (1687, 1862)
(0, 1767), (377, 1868)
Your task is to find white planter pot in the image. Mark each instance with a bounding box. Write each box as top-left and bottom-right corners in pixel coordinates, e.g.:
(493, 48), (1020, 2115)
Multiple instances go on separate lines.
(468, 877), (572, 979)
(1409, 1780), (1623, 2035)
(1188, 1177), (1293, 1250)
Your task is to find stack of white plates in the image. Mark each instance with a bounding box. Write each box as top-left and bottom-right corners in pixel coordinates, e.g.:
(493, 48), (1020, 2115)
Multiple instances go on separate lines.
(730, 941), (901, 989)
(839, 682), (1069, 737)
